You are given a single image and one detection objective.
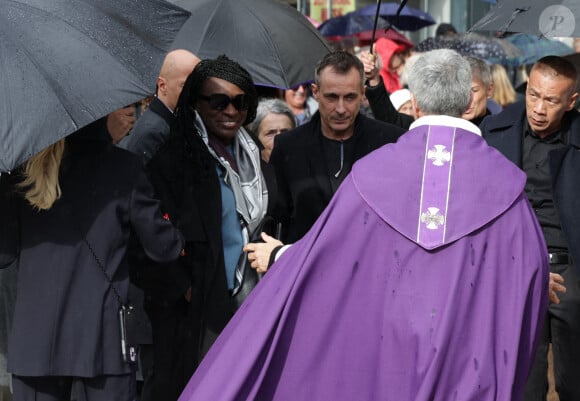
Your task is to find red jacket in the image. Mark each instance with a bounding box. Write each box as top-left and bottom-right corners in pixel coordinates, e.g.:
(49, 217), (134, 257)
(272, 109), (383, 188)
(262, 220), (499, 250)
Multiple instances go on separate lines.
(375, 37), (409, 94)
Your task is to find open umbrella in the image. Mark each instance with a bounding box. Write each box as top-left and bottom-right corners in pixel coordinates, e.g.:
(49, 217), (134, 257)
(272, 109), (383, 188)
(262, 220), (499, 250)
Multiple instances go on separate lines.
(0, 0), (189, 173)
(170, 0), (331, 89)
(470, 0), (580, 37)
(318, 12), (391, 38)
(415, 33), (522, 66)
(356, 28), (414, 48)
(352, 2), (436, 31)
(506, 33), (573, 65)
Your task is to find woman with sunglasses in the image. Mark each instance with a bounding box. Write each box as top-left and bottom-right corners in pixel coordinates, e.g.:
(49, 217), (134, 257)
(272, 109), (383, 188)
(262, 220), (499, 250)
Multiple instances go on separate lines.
(139, 55), (268, 401)
(283, 83), (318, 126)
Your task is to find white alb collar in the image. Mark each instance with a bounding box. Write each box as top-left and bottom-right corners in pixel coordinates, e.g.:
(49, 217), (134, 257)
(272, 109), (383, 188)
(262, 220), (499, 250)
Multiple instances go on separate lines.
(410, 115), (482, 137)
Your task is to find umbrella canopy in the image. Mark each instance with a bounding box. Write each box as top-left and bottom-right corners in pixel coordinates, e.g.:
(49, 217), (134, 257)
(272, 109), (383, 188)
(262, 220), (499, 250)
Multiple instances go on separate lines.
(356, 28), (414, 48)
(470, 0), (580, 37)
(506, 33), (573, 65)
(318, 13), (391, 38)
(170, 0), (331, 89)
(0, 0), (189, 173)
(415, 33), (522, 66)
(352, 2), (436, 31)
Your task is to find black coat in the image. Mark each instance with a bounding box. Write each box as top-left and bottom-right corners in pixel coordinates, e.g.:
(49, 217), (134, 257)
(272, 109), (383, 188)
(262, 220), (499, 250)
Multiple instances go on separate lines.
(144, 126), (233, 370)
(0, 175), (18, 269)
(120, 97), (174, 165)
(481, 101), (580, 274)
(0, 121), (183, 377)
(365, 77), (414, 130)
(120, 97), (175, 345)
(269, 112), (405, 243)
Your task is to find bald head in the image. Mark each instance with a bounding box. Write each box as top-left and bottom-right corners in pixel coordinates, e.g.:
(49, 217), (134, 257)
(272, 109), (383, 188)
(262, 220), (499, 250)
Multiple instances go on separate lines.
(157, 49), (200, 111)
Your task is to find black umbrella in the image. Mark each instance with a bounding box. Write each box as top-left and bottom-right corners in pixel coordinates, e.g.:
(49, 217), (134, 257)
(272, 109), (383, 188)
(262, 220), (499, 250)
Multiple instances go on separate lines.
(367, 0), (412, 57)
(0, 0), (189, 173)
(470, 0), (580, 37)
(170, 0), (331, 89)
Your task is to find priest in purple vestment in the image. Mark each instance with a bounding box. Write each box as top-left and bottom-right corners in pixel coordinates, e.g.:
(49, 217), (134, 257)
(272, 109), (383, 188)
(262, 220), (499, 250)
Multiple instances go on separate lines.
(178, 49), (550, 401)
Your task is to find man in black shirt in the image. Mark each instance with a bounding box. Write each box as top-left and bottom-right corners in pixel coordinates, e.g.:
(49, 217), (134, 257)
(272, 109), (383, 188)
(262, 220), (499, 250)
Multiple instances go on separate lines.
(480, 56), (579, 401)
(244, 51), (405, 270)
(270, 51), (405, 242)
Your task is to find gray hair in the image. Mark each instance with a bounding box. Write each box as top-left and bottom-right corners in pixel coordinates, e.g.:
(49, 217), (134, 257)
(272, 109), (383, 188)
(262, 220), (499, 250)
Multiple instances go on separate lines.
(464, 56), (492, 88)
(407, 49), (472, 117)
(246, 98), (297, 135)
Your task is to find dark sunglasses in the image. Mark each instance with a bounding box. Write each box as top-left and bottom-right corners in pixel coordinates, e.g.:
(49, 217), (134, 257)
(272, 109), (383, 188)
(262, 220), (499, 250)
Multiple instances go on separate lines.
(199, 93), (249, 111)
(290, 83), (307, 91)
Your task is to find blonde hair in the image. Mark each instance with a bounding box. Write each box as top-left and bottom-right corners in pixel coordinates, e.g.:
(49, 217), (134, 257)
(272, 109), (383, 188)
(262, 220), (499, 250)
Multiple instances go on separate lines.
(491, 64), (517, 108)
(18, 139), (65, 210)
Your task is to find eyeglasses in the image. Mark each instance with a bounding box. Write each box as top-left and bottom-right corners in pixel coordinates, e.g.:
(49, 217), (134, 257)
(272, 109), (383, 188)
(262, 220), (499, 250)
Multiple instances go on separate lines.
(199, 93), (249, 111)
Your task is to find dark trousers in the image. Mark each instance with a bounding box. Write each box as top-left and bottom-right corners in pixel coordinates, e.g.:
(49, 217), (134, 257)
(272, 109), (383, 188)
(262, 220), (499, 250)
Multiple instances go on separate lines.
(524, 263), (580, 401)
(12, 374), (135, 401)
(136, 344), (154, 400)
(142, 300), (199, 401)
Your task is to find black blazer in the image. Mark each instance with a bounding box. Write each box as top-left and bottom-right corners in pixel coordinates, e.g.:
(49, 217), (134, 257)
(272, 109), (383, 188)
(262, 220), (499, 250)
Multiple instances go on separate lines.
(120, 97), (174, 165)
(269, 112), (405, 243)
(481, 101), (580, 273)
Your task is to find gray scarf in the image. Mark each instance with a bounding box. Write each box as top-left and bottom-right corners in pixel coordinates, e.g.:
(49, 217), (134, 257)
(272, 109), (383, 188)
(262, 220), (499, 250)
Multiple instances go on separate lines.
(194, 112), (268, 238)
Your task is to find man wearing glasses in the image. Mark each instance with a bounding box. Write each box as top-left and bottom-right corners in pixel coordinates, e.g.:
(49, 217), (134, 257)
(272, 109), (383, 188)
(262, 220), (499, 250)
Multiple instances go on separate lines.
(140, 55), (268, 401)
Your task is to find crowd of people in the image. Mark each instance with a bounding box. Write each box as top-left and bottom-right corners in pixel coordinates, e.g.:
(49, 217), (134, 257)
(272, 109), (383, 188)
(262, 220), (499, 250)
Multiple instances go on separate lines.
(1, 18), (580, 401)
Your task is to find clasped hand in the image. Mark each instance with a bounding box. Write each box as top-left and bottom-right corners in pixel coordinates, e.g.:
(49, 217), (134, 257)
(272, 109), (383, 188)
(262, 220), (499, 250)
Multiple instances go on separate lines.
(243, 233), (283, 274)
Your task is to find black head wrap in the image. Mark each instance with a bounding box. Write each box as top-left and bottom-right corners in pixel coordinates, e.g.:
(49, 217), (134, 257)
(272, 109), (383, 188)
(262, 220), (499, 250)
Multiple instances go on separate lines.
(177, 55), (258, 125)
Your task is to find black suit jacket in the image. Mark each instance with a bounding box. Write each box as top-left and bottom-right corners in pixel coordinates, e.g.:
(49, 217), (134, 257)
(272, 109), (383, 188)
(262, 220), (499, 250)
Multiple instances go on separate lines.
(480, 101), (580, 273)
(269, 112), (405, 243)
(120, 97), (174, 165)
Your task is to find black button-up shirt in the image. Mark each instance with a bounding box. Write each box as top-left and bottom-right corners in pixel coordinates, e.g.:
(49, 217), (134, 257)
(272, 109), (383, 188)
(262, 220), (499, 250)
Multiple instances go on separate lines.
(522, 120), (570, 251)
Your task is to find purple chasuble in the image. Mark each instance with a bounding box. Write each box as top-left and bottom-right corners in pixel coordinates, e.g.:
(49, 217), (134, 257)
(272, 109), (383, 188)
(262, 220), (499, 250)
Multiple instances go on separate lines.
(179, 116), (549, 401)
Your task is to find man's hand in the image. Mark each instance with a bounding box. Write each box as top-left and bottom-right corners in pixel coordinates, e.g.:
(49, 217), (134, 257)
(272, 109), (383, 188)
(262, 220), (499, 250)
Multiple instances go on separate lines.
(358, 50), (381, 87)
(107, 105), (136, 144)
(549, 272), (566, 304)
(243, 233), (283, 274)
